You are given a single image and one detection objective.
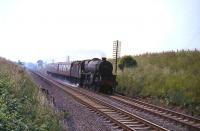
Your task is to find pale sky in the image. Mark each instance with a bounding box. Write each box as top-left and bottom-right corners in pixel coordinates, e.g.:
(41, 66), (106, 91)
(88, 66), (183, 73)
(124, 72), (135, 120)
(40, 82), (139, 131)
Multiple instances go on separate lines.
(0, 0), (200, 62)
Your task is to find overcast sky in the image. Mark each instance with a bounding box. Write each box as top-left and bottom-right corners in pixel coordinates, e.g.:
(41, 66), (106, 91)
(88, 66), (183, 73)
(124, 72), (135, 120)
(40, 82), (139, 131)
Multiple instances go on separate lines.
(0, 0), (200, 62)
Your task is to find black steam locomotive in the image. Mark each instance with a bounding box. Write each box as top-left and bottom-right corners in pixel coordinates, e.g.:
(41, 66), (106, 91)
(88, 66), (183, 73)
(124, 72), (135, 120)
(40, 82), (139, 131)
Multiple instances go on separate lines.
(47, 58), (116, 94)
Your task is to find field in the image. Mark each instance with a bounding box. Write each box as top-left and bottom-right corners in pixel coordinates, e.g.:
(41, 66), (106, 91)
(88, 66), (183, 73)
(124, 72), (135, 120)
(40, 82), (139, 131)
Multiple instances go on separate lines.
(0, 58), (63, 130)
(116, 50), (200, 115)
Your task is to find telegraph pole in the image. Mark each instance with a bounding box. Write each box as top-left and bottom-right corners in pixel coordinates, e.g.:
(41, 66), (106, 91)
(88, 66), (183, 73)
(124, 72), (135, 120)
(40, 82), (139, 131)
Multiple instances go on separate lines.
(113, 40), (121, 74)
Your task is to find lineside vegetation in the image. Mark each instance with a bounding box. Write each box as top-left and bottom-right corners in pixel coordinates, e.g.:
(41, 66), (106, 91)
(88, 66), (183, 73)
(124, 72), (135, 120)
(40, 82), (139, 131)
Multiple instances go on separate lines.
(0, 57), (63, 130)
(116, 50), (200, 115)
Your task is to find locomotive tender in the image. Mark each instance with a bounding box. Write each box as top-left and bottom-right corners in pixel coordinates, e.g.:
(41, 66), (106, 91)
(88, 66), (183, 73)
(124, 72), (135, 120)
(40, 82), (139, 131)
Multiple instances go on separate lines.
(46, 58), (116, 94)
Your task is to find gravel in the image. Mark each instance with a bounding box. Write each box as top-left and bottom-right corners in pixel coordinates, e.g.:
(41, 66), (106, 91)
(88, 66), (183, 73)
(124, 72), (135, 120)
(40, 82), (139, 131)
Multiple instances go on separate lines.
(30, 72), (117, 131)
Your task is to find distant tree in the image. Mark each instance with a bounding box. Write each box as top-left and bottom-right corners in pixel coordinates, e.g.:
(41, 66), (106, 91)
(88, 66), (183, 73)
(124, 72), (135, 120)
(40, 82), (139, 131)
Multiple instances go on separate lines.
(37, 60), (43, 69)
(118, 55), (137, 71)
(18, 60), (23, 65)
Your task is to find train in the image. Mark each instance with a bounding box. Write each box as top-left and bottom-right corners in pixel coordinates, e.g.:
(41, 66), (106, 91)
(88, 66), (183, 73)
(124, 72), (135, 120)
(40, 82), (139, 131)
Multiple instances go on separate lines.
(46, 57), (117, 94)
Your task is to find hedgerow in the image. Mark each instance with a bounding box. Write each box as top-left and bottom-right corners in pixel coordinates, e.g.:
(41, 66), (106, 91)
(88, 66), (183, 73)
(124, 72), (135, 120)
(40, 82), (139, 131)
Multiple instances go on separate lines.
(0, 58), (63, 131)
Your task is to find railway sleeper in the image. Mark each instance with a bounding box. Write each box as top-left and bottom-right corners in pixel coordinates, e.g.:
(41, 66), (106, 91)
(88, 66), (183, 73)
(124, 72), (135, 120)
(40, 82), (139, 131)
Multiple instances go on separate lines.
(101, 110), (115, 113)
(175, 117), (184, 120)
(117, 115), (132, 119)
(100, 108), (114, 111)
(194, 123), (200, 127)
(108, 114), (125, 119)
(97, 107), (110, 109)
(94, 106), (106, 109)
(118, 119), (137, 123)
(131, 127), (151, 130)
(182, 119), (189, 122)
(159, 112), (167, 115)
(122, 121), (142, 126)
(103, 111), (116, 114)
(127, 123), (145, 126)
(114, 119), (133, 123)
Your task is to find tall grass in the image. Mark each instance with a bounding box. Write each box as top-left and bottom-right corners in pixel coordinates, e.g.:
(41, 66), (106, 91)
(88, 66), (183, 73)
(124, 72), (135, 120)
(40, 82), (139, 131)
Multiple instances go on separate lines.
(116, 50), (200, 115)
(0, 57), (63, 130)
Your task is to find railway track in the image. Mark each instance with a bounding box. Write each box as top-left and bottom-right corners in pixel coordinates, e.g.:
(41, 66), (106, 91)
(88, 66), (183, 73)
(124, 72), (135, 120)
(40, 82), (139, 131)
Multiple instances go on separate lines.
(64, 88), (200, 131)
(32, 71), (167, 131)
(107, 94), (200, 131)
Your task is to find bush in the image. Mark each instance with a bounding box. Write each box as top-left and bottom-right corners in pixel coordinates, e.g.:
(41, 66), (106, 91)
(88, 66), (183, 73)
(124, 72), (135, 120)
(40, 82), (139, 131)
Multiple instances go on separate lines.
(118, 55), (137, 71)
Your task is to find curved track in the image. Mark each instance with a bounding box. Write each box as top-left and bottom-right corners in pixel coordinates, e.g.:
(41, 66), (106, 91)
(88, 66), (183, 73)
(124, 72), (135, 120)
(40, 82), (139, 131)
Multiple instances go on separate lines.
(32, 71), (167, 131)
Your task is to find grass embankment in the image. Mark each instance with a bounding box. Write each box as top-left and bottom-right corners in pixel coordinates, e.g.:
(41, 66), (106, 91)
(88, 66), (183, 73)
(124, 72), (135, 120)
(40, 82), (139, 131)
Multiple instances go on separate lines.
(116, 50), (200, 115)
(0, 58), (63, 130)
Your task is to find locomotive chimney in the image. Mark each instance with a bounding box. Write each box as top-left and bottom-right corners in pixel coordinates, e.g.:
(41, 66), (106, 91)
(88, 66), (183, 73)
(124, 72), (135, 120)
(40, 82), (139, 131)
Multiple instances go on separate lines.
(102, 57), (106, 61)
